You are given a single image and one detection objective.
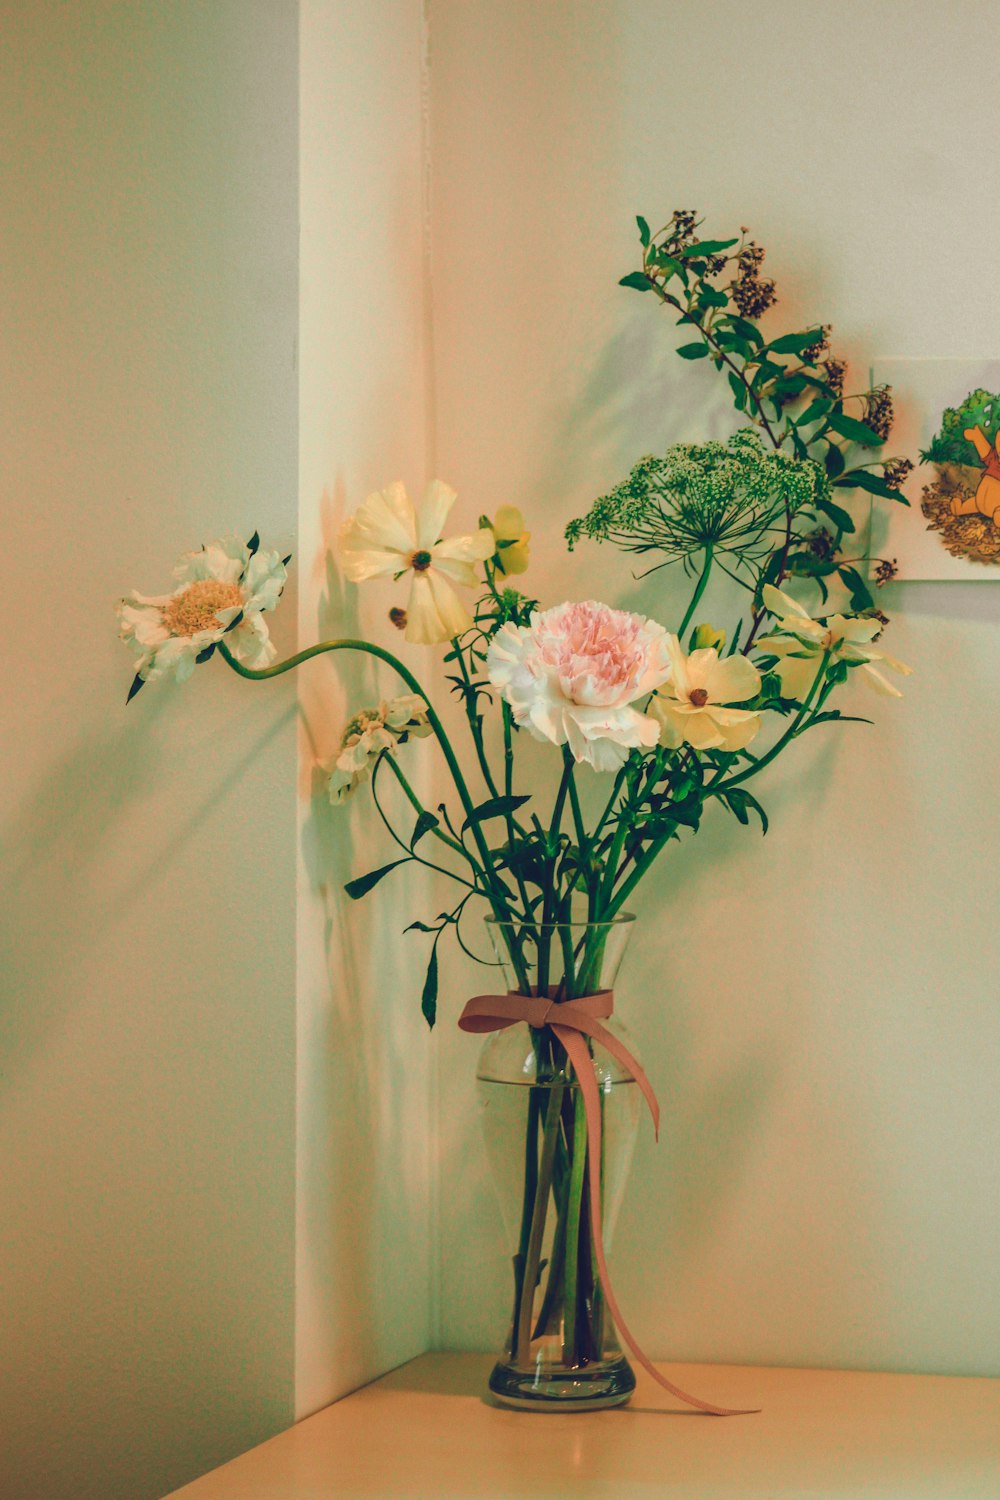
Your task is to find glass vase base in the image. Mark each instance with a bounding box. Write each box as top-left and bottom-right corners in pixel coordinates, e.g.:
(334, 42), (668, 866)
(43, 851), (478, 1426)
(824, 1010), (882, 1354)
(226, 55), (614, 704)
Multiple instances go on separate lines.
(488, 1356), (636, 1411)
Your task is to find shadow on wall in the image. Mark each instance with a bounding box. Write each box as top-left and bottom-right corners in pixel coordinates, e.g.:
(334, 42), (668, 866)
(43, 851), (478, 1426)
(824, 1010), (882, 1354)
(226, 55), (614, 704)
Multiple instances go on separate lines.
(297, 481), (432, 1383)
(0, 689), (293, 1083)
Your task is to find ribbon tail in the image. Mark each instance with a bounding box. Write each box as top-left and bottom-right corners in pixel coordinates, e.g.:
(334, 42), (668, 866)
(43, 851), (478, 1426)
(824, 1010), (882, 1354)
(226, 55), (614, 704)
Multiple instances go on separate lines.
(552, 1024), (759, 1418)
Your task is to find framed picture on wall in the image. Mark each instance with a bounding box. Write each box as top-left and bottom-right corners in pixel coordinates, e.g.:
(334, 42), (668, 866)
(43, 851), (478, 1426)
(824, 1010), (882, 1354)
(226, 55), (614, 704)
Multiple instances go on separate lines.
(870, 358), (1000, 581)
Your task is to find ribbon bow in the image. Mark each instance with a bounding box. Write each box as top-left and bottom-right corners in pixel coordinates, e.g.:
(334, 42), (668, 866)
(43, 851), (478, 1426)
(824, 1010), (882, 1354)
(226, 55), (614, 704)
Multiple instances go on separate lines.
(459, 989), (757, 1417)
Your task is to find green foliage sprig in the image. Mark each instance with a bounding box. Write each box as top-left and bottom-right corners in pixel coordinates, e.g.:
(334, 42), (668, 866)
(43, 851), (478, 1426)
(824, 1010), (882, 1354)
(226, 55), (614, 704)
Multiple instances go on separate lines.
(621, 211), (907, 487)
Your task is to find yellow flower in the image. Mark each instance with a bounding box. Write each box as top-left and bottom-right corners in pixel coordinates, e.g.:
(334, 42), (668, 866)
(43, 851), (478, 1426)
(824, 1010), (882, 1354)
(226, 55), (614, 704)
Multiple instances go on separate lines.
(691, 622), (726, 652)
(759, 585), (912, 699)
(651, 636), (762, 752)
(491, 505), (531, 576)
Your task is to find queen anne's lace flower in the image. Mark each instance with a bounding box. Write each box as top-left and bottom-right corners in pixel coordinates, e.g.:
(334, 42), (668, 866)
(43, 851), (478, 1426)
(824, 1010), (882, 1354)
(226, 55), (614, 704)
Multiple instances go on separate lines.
(487, 600), (671, 772)
(759, 584), (912, 698)
(338, 481), (494, 645)
(117, 536), (287, 689)
(650, 636), (761, 751)
(326, 694), (432, 804)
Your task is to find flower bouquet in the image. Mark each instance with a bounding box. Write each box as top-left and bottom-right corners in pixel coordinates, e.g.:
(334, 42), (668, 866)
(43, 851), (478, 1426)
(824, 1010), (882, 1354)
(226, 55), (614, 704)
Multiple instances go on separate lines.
(118, 210), (912, 1414)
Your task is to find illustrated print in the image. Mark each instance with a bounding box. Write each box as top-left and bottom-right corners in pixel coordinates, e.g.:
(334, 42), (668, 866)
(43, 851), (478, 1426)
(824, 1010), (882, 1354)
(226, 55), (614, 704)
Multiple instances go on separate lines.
(918, 388), (1000, 566)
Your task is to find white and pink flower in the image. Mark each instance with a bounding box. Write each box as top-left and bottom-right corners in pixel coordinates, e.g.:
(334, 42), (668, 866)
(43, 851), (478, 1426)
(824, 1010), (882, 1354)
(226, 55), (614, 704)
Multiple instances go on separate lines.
(486, 600), (671, 771)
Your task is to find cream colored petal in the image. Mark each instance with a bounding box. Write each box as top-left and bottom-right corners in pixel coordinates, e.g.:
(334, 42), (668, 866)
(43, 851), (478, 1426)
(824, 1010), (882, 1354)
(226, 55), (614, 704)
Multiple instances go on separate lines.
(416, 480), (459, 549)
(340, 484), (417, 573)
(648, 696), (683, 749)
(829, 614), (880, 645)
(774, 653), (823, 701)
(432, 528), (495, 586)
(701, 651), (761, 705)
(859, 662), (904, 697)
(664, 634), (689, 698)
(762, 583), (811, 621)
(677, 709), (726, 750)
(406, 569), (470, 644)
(708, 706), (762, 750)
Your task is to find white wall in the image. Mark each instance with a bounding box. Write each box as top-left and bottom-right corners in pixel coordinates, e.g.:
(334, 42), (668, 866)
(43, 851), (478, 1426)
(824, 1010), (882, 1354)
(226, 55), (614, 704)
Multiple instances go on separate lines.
(428, 0), (1000, 1376)
(1, 5), (299, 1498)
(295, 0), (434, 1418)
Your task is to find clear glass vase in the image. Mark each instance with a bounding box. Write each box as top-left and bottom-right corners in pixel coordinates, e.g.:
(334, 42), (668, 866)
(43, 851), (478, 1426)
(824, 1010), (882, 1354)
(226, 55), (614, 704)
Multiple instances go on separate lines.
(477, 913), (641, 1410)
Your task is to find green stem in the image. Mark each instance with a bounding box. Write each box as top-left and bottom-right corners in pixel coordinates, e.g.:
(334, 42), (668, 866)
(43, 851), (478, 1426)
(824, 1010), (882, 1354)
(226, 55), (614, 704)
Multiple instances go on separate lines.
(510, 1086), (541, 1353)
(379, 755), (474, 864)
(515, 1082), (565, 1363)
(676, 544), (714, 641)
(712, 651), (832, 796)
(217, 636), (529, 987)
(561, 1086), (588, 1366)
(451, 636), (502, 800)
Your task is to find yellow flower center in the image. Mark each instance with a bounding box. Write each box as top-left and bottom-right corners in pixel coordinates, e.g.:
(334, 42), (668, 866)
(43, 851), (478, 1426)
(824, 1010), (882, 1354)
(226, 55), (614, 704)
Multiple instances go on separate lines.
(689, 687), (709, 707)
(410, 549), (433, 572)
(162, 578), (243, 636)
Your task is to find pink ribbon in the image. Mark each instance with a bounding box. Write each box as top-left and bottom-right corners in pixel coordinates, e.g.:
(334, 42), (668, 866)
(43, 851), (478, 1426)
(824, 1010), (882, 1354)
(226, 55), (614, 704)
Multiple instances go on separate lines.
(459, 988), (758, 1416)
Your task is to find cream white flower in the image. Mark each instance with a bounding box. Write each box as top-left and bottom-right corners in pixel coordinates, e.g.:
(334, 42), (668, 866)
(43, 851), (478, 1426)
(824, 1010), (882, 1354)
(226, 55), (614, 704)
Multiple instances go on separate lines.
(338, 481), (494, 645)
(117, 535), (287, 691)
(326, 694), (432, 804)
(486, 599), (671, 772)
(759, 584), (912, 699)
(650, 636), (762, 752)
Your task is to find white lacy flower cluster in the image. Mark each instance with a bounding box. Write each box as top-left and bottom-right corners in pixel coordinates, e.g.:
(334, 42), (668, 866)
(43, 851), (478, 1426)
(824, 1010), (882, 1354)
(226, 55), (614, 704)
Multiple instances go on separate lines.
(117, 536), (287, 687)
(326, 694), (432, 804)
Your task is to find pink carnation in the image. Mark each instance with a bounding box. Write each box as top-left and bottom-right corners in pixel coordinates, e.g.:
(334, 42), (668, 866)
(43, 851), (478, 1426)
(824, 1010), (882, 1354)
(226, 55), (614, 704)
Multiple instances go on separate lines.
(487, 600), (671, 771)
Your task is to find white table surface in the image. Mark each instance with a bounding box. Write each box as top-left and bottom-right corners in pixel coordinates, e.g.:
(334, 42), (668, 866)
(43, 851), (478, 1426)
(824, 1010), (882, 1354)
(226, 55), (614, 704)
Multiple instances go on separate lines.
(165, 1351), (1000, 1499)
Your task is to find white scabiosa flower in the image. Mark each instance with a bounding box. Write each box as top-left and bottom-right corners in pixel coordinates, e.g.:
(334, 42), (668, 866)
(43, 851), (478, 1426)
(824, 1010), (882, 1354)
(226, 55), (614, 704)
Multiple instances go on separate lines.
(650, 636), (762, 752)
(117, 534), (288, 697)
(486, 599), (671, 772)
(326, 694), (432, 804)
(759, 584), (912, 699)
(338, 481), (494, 645)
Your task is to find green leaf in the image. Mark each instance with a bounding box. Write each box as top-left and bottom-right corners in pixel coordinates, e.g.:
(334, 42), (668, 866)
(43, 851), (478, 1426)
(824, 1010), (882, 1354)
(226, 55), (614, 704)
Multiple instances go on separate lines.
(827, 412), (884, 448)
(636, 215), (651, 247)
(766, 328), (825, 356)
(833, 468), (898, 499)
(461, 794), (531, 833)
(808, 710), (873, 728)
(344, 859), (409, 900)
(815, 495), (856, 534)
(825, 443), (846, 478)
(126, 672), (145, 704)
(619, 271), (653, 292)
(676, 341), (709, 359)
(697, 284), (729, 308)
(421, 944), (438, 1029)
(728, 370), (748, 411)
(410, 810), (440, 848)
(723, 787), (768, 835)
(676, 237), (738, 256)
(837, 565), (874, 612)
(797, 398), (833, 426)
(727, 315), (764, 347)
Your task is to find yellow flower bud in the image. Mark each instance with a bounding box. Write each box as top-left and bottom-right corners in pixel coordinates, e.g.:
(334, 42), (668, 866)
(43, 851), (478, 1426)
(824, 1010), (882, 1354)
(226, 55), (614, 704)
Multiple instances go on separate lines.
(491, 505), (531, 576)
(691, 622), (726, 652)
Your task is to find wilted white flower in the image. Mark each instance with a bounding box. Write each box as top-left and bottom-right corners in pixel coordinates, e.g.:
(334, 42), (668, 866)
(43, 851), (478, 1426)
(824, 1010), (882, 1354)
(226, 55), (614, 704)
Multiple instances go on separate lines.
(338, 481), (493, 645)
(759, 584), (912, 699)
(117, 535), (287, 694)
(326, 694), (432, 804)
(651, 637), (761, 751)
(486, 599), (671, 772)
